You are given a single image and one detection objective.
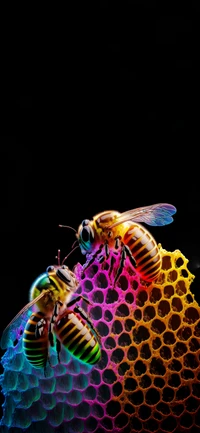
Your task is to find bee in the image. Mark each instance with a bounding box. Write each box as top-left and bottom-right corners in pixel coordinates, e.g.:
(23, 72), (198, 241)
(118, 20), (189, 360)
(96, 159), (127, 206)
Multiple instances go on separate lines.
(60, 203), (176, 285)
(1, 256), (101, 371)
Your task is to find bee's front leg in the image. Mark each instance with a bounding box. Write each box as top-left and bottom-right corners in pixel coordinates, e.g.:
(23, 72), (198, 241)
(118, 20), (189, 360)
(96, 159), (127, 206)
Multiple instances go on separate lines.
(98, 241), (110, 268)
(81, 244), (104, 275)
(123, 244), (137, 269)
(113, 244), (137, 287)
(113, 244), (127, 287)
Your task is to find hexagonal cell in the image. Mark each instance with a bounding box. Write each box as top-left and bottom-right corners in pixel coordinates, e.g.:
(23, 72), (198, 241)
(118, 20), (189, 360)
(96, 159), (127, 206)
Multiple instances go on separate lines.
(184, 307), (199, 324)
(184, 353), (199, 370)
(175, 257), (184, 268)
(173, 342), (187, 358)
(139, 374), (152, 389)
(151, 319), (166, 335)
(117, 275), (129, 291)
(106, 400), (121, 417)
(133, 326), (150, 344)
(111, 320), (123, 335)
(134, 360), (147, 376)
(128, 390), (144, 406)
(124, 377), (137, 392)
(168, 359), (182, 372)
(152, 337), (162, 350)
(149, 287), (162, 303)
(125, 292), (134, 304)
(116, 303), (130, 317)
(177, 326), (192, 341)
(145, 388), (160, 405)
(143, 306), (155, 321)
(95, 272), (109, 289)
(125, 318), (135, 332)
(167, 373), (181, 388)
(136, 290), (148, 307)
(168, 314), (181, 331)
(140, 343), (151, 360)
(150, 358), (166, 376)
(164, 284), (174, 298)
(118, 333), (132, 348)
(167, 269), (178, 282)
(118, 362), (130, 376)
(162, 255), (172, 270)
(138, 404), (151, 420)
(160, 346), (172, 360)
(161, 415), (177, 432)
(175, 279), (187, 295)
(127, 345), (138, 361)
(163, 331), (176, 345)
(104, 336), (116, 351)
(157, 300), (170, 317)
(172, 297), (183, 312)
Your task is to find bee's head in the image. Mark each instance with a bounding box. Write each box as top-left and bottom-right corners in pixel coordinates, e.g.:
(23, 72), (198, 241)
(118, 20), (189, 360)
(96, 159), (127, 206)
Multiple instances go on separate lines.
(46, 265), (78, 292)
(77, 219), (95, 254)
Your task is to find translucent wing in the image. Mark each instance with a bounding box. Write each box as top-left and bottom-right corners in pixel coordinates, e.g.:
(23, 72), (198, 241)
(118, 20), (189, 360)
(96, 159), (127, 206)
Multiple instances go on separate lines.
(0, 289), (51, 350)
(107, 203), (177, 229)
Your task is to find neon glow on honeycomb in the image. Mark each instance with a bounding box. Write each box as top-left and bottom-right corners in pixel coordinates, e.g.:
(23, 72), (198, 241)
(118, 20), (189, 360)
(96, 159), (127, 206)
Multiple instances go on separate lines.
(1, 245), (200, 433)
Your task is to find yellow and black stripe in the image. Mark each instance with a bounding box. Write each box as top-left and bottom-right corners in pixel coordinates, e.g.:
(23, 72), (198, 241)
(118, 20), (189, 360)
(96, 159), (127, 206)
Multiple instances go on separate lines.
(123, 223), (161, 282)
(55, 311), (101, 365)
(23, 312), (48, 368)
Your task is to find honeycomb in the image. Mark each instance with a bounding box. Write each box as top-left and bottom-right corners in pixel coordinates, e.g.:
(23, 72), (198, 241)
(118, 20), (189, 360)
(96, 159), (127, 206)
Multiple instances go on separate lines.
(1, 247), (200, 433)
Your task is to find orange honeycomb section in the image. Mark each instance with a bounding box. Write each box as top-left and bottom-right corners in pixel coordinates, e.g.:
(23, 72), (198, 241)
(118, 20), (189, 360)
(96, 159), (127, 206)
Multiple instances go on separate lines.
(105, 247), (200, 432)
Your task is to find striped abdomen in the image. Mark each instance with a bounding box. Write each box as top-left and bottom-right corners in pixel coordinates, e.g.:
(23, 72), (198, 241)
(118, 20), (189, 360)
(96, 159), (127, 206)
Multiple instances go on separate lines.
(23, 312), (48, 368)
(123, 223), (161, 282)
(54, 310), (101, 365)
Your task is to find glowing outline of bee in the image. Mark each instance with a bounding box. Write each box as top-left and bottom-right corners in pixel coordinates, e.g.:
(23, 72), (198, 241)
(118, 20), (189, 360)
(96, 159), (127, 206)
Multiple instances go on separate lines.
(1, 254), (101, 371)
(60, 203), (176, 285)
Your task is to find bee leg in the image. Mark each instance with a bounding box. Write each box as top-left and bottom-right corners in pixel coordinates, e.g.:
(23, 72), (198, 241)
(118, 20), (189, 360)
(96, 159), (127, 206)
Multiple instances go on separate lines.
(48, 301), (63, 346)
(82, 244), (104, 273)
(56, 338), (61, 363)
(99, 241), (110, 269)
(67, 295), (92, 308)
(114, 236), (121, 249)
(108, 255), (116, 282)
(123, 245), (137, 268)
(113, 245), (127, 287)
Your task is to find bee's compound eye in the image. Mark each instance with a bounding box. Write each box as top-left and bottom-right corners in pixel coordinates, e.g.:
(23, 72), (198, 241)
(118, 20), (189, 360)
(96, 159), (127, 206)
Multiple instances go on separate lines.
(56, 268), (73, 285)
(81, 226), (90, 242)
(64, 271), (72, 283)
(82, 219), (90, 227)
(62, 265), (67, 269)
(46, 265), (54, 272)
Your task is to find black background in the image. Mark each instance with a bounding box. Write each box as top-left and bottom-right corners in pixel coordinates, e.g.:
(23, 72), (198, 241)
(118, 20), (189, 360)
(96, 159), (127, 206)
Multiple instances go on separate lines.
(0, 0), (199, 426)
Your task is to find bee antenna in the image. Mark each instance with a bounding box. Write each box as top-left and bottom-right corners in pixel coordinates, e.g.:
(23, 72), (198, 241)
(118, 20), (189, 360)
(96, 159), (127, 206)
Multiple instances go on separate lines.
(58, 224), (77, 233)
(55, 249), (61, 266)
(71, 239), (79, 249)
(61, 245), (79, 266)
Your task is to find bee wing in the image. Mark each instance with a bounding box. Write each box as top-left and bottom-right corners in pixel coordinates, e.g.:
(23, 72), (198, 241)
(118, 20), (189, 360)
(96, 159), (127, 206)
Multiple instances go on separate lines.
(107, 203), (177, 228)
(0, 289), (51, 350)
